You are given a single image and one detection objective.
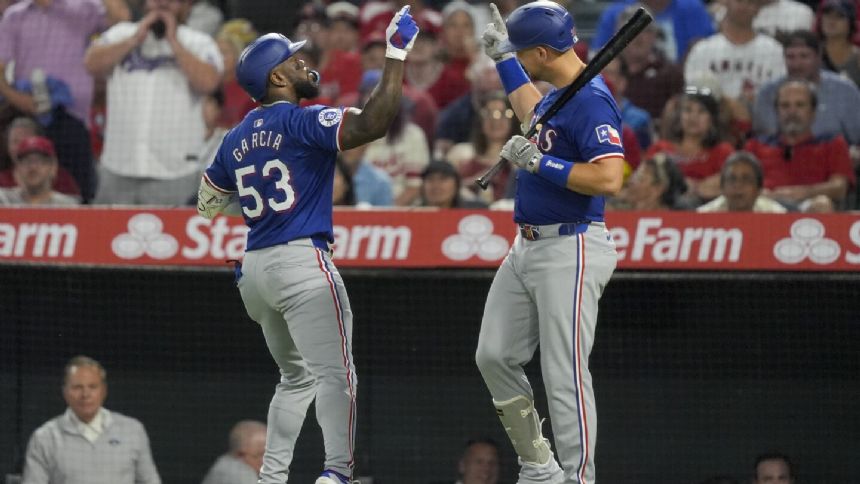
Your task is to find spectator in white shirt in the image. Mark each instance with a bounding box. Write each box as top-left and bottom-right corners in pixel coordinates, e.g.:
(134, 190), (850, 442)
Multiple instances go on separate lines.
(84, 0), (223, 205)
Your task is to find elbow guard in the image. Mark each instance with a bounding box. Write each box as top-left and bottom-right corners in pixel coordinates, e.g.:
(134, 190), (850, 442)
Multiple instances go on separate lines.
(197, 177), (236, 220)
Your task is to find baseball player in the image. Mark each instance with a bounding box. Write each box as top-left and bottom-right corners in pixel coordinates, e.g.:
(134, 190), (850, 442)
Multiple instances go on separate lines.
(195, 8), (418, 484)
(475, 2), (624, 484)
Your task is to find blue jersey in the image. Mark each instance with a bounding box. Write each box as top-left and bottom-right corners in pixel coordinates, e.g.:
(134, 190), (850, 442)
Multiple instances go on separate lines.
(204, 101), (347, 251)
(515, 76), (624, 225)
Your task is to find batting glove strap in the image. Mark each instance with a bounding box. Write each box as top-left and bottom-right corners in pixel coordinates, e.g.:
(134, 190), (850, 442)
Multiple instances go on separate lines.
(536, 154), (574, 189)
(496, 57), (529, 95)
(385, 6), (419, 61)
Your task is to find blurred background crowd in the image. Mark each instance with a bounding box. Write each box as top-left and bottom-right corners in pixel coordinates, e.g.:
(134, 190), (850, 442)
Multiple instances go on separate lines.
(1, 0), (859, 214)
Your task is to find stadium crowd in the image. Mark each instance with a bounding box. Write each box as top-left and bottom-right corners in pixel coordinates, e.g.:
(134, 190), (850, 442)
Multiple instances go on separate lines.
(0, 0), (858, 212)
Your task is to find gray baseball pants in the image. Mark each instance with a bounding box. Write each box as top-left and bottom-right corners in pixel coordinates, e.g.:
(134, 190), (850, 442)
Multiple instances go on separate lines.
(237, 238), (356, 483)
(476, 223), (617, 484)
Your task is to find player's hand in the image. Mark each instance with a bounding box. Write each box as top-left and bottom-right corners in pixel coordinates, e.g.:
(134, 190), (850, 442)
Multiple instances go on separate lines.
(501, 135), (541, 173)
(385, 5), (419, 61)
(482, 3), (514, 62)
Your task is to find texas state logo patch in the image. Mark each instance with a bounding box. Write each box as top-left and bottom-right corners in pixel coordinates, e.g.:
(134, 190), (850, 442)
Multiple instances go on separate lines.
(318, 108), (342, 127)
(595, 124), (622, 147)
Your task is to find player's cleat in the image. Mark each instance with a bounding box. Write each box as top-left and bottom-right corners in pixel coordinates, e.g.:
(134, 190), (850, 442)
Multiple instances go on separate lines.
(517, 455), (564, 484)
(315, 469), (352, 484)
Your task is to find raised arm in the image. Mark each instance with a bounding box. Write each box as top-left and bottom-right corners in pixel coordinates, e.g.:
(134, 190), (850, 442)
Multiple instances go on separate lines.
(482, 3), (541, 122)
(338, 6), (419, 151)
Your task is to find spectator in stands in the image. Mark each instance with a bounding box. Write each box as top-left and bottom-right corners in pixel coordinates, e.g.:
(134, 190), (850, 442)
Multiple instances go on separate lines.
(315, 2), (363, 103)
(610, 154), (687, 210)
(753, 30), (860, 149)
(753, 452), (795, 484)
(431, 1), (477, 109)
(602, 58), (654, 150)
(215, 19), (259, 128)
(338, 144), (394, 207)
(685, 0), (786, 133)
(433, 56), (503, 159)
(0, 136), (79, 206)
(697, 151), (788, 212)
(592, 0), (715, 63)
(612, 5), (685, 125)
(445, 91), (517, 203)
(332, 157), (357, 207)
(745, 80), (855, 211)
(358, 70), (431, 206)
(198, 90), (227, 170)
(648, 87), (734, 204)
(186, 0), (222, 36)
(419, 160), (487, 209)
(818, 0), (860, 87)
(21, 355), (161, 484)
(85, 0), (223, 205)
(454, 438), (499, 484)
(1, 117), (79, 197)
(753, 0), (814, 39)
(0, 0), (130, 126)
(200, 420), (267, 484)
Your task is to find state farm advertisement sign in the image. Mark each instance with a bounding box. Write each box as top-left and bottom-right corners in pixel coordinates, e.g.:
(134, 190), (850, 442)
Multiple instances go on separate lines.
(1, 207), (859, 271)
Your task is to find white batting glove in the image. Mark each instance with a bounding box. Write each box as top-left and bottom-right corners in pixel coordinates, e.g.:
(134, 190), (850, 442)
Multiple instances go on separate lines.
(482, 3), (514, 62)
(501, 135), (541, 173)
(385, 5), (419, 61)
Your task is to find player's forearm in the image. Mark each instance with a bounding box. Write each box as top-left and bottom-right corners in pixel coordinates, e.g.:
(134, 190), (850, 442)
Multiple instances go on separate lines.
(170, 40), (221, 94)
(84, 37), (137, 77)
(340, 58), (404, 149)
(509, 83), (542, 125)
(563, 157), (625, 196)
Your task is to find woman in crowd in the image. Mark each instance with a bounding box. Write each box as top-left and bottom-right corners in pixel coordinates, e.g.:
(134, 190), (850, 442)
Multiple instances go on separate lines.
(446, 91), (517, 203)
(819, 0), (860, 87)
(648, 87), (734, 206)
(610, 154), (687, 211)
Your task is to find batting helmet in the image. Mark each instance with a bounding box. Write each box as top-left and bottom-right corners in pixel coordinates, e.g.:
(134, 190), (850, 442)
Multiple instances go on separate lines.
(236, 33), (306, 101)
(498, 1), (577, 54)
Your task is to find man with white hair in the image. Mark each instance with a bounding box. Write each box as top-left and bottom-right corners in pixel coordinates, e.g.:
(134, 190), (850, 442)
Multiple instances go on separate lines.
(201, 420), (267, 484)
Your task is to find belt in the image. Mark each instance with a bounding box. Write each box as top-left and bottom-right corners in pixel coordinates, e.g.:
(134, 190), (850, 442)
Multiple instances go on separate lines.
(519, 221), (590, 241)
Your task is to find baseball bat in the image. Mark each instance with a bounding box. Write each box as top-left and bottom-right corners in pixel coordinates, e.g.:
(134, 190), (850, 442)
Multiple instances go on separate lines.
(476, 7), (653, 190)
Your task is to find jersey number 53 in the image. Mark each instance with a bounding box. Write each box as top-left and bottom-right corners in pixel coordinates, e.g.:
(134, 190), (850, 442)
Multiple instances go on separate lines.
(235, 159), (296, 218)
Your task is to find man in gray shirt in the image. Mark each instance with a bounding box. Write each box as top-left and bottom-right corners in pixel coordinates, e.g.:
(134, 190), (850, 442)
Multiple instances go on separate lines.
(0, 136), (79, 206)
(22, 355), (161, 484)
(201, 420), (266, 484)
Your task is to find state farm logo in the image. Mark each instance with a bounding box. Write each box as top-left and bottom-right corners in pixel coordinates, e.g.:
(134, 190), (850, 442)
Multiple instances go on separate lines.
(773, 218), (840, 264)
(112, 214), (179, 260)
(442, 214), (509, 261)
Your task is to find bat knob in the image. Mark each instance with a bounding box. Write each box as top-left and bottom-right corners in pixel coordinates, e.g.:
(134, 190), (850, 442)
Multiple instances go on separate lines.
(475, 178), (489, 190)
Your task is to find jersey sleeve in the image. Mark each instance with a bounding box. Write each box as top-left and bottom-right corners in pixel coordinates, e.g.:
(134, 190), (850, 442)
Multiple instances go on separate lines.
(568, 89), (626, 163)
(294, 105), (350, 152)
(203, 145), (237, 193)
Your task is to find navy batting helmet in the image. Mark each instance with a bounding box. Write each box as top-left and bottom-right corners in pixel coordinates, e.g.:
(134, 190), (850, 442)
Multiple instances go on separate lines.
(236, 33), (306, 101)
(498, 1), (577, 54)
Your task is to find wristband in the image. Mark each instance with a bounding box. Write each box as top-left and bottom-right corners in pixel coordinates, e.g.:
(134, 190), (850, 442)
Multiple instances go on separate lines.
(536, 155), (573, 188)
(496, 57), (529, 95)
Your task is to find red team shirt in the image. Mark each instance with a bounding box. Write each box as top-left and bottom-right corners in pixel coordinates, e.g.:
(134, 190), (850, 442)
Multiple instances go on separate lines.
(645, 140), (735, 180)
(744, 134), (856, 189)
